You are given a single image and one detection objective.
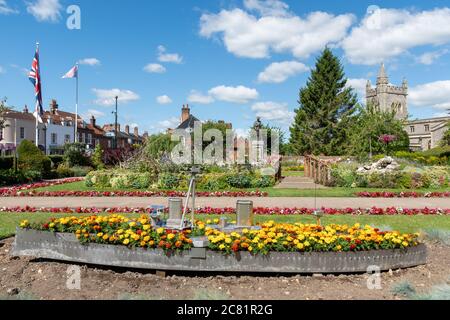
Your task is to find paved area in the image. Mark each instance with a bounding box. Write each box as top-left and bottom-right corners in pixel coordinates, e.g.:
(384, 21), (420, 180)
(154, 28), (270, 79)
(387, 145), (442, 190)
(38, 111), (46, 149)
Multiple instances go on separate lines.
(0, 196), (449, 208)
(275, 176), (328, 189)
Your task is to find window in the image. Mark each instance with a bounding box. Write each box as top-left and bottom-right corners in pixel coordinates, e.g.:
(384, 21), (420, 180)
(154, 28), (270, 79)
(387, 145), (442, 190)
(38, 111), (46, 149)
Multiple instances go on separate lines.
(410, 126), (415, 133)
(425, 125), (430, 132)
(0, 128), (3, 141)
(79, 132), (83, 143)
(88, 134), (92, 145)
(65, 135), (71, 143)
(20, 127), (25, 139)
(51, 133), (57, 144)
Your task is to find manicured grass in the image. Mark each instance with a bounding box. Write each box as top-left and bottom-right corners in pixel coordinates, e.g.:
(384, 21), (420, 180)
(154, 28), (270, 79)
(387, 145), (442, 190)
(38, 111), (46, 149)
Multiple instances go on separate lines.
(1, 212), (450, 240)
(281, 170), (304, 177)
(32, 181), (448, 198)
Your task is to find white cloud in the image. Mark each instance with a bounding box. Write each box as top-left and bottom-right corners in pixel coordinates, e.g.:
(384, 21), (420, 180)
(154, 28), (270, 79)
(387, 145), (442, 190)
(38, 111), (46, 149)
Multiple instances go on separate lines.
(143, 63), (166, 73)
(258, 60), (308, 83)
(156, 95), (173, 105)
(92, 88), (140, 107)
(208, 85), (259, 104)
(78, 58), (101, 66)
(433, 111), (450, 118)
(187, 90), (215, 104)
(346, 78), (367, 100)
(26, 0), (62, 22)
(342, 8), (450, 65)
(157, 45), (183, 64)
(251, 101), (294, 124)
(84, 109), (105, 119)
(158, 117), (180, 130)
(200, 7), (354, 59)
(409, 80), (450, 110)
(243, 0), (290, 17)
(416, 49), (449, 65)
(0, 0), (18, 14)
(0, 66), (5, 74)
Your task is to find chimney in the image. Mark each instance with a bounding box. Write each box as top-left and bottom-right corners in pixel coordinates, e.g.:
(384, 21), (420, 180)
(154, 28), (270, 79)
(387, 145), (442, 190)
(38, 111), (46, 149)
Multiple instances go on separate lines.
(134, 126), (139, 137)
(90, 115), (96, 127)
(50, 99), (58, 115)
(23, 105), (29, 113)
(125, 125), (130, 134)
(181, 104), (190, 123)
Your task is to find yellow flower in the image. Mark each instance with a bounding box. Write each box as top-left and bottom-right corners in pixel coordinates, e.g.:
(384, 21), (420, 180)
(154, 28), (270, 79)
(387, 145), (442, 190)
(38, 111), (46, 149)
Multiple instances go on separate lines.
(219, 244), (225, 250)
(132, 234), (140, 241)
(97, 232), (104, 237)
(129, 222), (136, 227)
(117, 229), (124, 234)
(102, 234), (109, 241)
(402, 241), (409, 247)
(225, 238), (232, 244)
(140, 241), (147, 247)
(296, 243), (304, 250)
(49, 223), (55, 228)
(248, 246), (253, 252)
(167, 233), (175, 240)
(123, 239), (130, 245)
(157, 228), (164, 235)
(143, 225), (151, 231)
(144, 236), (151, 242)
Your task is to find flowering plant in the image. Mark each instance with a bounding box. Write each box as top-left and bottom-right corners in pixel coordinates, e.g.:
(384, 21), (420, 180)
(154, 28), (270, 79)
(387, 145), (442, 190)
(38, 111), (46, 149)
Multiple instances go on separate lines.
(356, 191), (450, 198)
(3, 206), (449, 215)
(19, 216), (420, 255)
(205, 221), (419, 254)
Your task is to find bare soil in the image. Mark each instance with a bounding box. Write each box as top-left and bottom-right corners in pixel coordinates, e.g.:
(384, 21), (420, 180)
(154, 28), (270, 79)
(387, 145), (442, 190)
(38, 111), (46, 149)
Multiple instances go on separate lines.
(0, 238), (449, 300)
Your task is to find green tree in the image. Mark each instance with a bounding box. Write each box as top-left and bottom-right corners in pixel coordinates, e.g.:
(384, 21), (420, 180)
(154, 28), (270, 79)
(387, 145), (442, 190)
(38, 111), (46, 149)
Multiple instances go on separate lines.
(346, 103), (410, 159)
(145, 133), (177, 158)
(289, 48), (358, 155)
(92, 144), (105, 169)
(17, 139), (51, 175)
(63, 143), (90, 167)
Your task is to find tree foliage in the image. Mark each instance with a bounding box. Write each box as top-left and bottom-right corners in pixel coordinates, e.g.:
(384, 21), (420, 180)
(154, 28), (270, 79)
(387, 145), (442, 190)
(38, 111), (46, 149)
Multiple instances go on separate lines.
(0, 98), (12, 141)
(346, 104), (410, 159)
(17, 139), (51, 174)
(63, 142), (90, 167)
(289, 48), (358, 156)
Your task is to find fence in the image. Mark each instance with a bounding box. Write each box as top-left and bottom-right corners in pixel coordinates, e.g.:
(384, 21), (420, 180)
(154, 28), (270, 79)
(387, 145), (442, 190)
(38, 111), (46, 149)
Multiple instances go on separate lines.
(304, 155), (342, 186)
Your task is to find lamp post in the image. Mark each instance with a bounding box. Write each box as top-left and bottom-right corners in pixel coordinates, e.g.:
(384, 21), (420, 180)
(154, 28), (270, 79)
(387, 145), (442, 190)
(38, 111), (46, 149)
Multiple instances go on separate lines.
(112, 96), (118, 149)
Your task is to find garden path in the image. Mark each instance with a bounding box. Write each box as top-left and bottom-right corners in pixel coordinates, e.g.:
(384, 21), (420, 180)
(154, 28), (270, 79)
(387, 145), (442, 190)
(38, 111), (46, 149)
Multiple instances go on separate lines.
(1, 196), (448, 209)
(275, 176), (328, 189)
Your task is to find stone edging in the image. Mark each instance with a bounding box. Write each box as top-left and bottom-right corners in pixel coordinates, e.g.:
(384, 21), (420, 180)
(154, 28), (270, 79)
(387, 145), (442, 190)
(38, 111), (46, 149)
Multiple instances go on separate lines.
(12, 229), (427, 274)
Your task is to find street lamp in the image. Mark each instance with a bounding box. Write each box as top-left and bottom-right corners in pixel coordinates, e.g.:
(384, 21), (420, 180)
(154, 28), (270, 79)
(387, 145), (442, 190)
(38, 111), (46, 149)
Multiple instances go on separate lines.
(112, 96), (118, 149)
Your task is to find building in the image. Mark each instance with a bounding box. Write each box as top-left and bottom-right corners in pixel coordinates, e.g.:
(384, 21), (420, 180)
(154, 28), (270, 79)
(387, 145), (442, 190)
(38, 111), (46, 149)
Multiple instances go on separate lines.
(42, 99), (76, 155)
(0, 105), (38, 155)
(1, 98), (145, 156)
(366, 64), (450, 151)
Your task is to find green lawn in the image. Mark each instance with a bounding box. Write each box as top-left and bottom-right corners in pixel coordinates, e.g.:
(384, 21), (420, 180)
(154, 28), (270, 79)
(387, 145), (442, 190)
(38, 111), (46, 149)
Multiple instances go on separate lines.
(1, 212), (449, 240)
(32, 181), (448, 197)
(281, 170), (304, 177)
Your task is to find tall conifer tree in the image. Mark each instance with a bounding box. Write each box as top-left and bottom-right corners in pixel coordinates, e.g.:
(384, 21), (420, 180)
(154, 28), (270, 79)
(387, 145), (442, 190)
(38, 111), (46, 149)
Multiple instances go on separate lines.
(289, 48), (357, 155)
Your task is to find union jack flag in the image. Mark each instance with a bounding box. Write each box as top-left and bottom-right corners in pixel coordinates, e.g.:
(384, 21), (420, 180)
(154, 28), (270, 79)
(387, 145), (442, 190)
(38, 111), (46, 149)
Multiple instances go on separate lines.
(29, 46), (44, 122)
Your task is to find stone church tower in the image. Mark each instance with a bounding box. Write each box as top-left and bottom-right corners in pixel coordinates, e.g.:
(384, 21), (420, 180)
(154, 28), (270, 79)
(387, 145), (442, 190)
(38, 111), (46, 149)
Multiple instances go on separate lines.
(366, 63), (408, 119)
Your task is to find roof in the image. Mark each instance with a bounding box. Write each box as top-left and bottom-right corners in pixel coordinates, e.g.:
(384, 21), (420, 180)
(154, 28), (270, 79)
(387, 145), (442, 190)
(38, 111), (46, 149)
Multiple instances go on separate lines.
(86, 123), (106, 136)
(3, 111), (36, 121)
(43, 110), (82, 125)
(177, 114), (200, 130)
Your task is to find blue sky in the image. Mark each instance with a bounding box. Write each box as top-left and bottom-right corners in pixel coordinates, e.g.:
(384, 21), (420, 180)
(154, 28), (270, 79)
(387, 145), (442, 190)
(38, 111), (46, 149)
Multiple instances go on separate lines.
(1, 0), (450, 136)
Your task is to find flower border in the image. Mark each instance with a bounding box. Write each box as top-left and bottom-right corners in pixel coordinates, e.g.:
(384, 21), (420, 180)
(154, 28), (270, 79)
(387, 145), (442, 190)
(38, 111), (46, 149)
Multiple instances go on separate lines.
(356, 191), (450, 198)
(1, 206), (448, 215)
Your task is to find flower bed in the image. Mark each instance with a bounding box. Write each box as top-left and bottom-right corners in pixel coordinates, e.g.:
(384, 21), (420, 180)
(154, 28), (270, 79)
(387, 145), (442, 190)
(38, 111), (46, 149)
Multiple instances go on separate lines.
(19, 215), (420, 255)
(2, 206), (449, 215)
(356, 191), (450, 198)
(0, 177), (84, 196)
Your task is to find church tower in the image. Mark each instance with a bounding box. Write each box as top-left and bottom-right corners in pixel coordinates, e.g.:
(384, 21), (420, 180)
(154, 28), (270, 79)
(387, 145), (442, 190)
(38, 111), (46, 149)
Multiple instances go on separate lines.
(366, 63), (408, 119)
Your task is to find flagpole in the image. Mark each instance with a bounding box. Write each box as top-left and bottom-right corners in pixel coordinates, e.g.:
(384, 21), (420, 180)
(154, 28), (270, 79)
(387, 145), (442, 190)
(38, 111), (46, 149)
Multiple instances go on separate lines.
(35, 42), (39, 148)
(75, 62), (79, 143)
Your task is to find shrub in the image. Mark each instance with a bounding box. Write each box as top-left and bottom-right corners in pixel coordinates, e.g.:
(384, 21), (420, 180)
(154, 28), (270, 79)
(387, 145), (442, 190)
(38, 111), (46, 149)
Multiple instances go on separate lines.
(330, 164), (358, 188)
(63, 143), (90, 167)
(92, 144), (105, 170)
(17, 140), (51, 176)
(252, 175), (275, 188)
(226, 174), (253, 188)
(56, 163), (75, 178)
(85, 170), (156, 189)
(158, 173), (181, 189)
(0, 156), (14, 170)
(49, 155), (64, 168)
